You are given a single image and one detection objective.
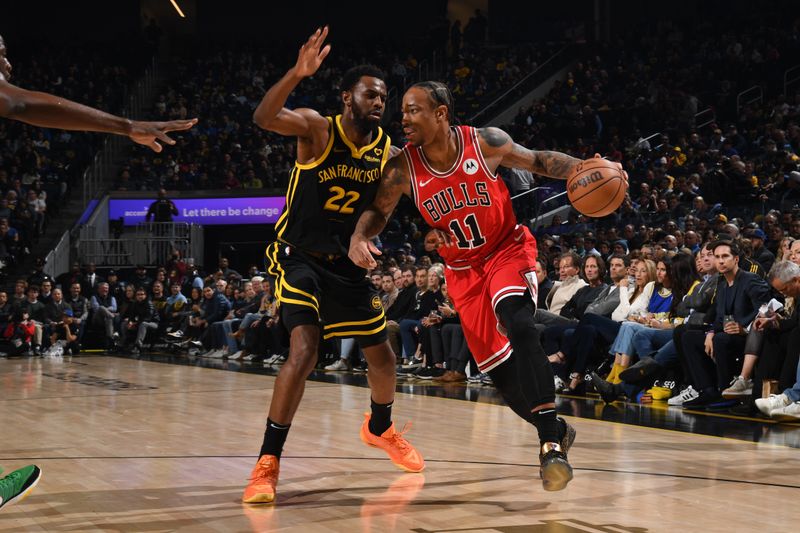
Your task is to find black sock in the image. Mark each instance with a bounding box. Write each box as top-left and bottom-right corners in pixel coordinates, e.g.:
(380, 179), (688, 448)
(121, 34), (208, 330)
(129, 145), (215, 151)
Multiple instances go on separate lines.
(369, 398), (393, 435)
(533, 408), (560, 445)
(259, 418), (291, 458)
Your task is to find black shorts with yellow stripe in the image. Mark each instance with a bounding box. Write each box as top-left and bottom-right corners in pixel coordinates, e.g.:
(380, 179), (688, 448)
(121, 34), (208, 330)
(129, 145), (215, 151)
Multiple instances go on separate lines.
(265, 242), (387, 347)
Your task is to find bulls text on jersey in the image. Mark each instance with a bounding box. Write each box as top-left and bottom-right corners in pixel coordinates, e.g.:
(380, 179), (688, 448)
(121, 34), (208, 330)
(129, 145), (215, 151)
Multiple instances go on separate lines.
(420, 182), (492, 223)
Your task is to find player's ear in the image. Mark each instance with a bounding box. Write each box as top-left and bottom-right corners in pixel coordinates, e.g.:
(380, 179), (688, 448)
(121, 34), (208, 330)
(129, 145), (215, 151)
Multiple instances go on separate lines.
(436, 104), (447, 122)
(342, 90), (351, 108)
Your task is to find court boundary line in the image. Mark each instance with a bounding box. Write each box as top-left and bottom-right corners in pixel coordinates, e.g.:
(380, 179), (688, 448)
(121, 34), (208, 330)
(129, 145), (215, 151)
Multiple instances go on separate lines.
(0, 454), (797, 490)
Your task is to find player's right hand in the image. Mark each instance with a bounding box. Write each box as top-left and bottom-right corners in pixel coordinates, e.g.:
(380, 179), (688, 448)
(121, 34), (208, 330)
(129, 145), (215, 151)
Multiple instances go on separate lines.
(349, 237), (381, 269)
(129, 118), (198, 152)
(294, 26), (331, 78)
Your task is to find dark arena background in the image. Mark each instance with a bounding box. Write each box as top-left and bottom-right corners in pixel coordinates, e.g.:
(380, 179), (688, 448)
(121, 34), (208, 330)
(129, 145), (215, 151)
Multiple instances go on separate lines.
(1, 1), (799, 531)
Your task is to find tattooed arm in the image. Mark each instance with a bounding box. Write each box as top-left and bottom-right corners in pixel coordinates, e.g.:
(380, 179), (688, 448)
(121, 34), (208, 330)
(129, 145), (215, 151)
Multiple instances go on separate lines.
(477, 127), (582, 179)
(349, 155), (412, 269)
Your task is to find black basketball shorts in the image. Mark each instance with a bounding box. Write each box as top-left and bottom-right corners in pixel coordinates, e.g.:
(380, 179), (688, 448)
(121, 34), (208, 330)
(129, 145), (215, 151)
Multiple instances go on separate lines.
(265, 242), (387, 347)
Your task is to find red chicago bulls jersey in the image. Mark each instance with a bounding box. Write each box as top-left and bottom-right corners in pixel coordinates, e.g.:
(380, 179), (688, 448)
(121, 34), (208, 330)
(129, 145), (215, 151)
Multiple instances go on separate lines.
(404, 125), (519, 265)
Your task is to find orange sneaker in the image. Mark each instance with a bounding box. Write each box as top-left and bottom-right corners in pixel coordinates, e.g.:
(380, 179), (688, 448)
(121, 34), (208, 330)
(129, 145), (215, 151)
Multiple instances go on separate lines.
(242, 454), (280, 504)
(359, 414), (425, 473)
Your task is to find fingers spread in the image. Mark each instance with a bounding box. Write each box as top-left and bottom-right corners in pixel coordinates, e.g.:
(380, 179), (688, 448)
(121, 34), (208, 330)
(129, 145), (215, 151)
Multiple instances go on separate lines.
(155, 130), (176, 145)
(319, 44), (331, 61)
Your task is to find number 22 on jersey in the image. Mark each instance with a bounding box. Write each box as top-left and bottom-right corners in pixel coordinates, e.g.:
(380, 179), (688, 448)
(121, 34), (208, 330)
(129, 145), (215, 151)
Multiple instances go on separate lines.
(323, 186), (360, 215)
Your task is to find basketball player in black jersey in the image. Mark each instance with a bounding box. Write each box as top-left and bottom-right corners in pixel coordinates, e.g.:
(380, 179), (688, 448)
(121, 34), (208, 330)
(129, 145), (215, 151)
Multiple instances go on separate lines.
(0, 33), (195, 512)
(242, 26), (424, 505)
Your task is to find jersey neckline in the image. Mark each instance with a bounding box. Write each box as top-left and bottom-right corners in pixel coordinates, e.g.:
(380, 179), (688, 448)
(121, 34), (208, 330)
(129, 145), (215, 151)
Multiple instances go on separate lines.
(416, 126), (464, 178)
(335, 114), (384, 159)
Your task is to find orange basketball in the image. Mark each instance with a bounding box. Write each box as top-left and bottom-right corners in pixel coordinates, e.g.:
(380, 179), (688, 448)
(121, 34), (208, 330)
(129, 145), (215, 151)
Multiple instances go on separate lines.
(566, 158), (627, 217)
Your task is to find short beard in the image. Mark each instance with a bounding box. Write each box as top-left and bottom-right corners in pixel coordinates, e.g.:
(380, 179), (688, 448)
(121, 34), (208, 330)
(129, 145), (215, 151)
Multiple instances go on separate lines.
(352, 111), (379, 138)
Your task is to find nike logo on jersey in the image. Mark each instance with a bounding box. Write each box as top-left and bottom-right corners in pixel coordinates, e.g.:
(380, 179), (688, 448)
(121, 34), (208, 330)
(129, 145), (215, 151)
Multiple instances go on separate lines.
(420, 178), (436, 187)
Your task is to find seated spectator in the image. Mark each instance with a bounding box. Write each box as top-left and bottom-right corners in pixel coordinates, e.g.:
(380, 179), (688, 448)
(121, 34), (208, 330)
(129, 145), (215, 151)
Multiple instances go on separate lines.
(191, 285), (231, 351)
(120, 287), (159, 355)
(0, 310), (35, 357)
(591, 254), (699, 402)
(204, 281), (259, 358)
(543, 254), (628, 393)
(65, 282), (89, 352)
(754, 266), (800, 421)
(90, 282), (118, 349)
(745, 228), (775, 272)
(563, 259), (658, 386)
(626, 244), (719, 403)
(603, 257), (678, 382)
(680, 240), (770, 408)
(13, 285), (45, 355)
(38, 279), (53, 305)
(412, 268), (446, 378)
(397, 267), (430, 367)
(162, 281), (189, 334)
(43, 288), (73, 348)
(538, 252), (587, 318)
(740, 261), (800, 416)
(537, 255), (607, 329)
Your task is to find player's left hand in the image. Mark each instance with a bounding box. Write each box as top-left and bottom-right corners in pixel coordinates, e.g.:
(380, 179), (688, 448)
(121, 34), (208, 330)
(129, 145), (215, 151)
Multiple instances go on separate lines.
(589, 152), (628, 188)
(129, 118), (198, 152)
(349, 237), (381, 269)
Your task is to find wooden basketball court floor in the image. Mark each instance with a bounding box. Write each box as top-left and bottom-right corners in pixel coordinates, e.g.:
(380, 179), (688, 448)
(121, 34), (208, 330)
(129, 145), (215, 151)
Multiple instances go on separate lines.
(1, 354), (797, 532)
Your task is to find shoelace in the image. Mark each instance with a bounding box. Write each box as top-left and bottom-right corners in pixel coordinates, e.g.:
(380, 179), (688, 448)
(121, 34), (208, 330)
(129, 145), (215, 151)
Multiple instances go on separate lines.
(385, 422), (413, 454)
(249, 460), (278, 482)
(0, 469), (26, 494)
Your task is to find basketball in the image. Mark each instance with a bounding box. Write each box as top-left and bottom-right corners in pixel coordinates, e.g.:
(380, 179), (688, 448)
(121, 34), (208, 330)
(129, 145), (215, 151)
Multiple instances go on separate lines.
(566, 158), (628, 217)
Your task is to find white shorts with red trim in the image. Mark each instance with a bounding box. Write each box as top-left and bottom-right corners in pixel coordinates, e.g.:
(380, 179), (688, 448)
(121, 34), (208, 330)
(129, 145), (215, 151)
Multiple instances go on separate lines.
(444, 225), (539, 373)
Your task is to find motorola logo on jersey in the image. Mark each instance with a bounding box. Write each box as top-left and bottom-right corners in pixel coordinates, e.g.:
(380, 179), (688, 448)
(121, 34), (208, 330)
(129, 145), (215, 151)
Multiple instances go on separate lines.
(421, 181), (491, 222)
(462, 158), (479, 175)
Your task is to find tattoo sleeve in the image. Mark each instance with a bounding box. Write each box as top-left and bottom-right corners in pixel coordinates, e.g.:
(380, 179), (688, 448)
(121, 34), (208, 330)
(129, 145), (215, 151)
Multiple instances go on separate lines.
(478, 127), (511, 147)
(353, 157), (410, 239)
(530, 150), (581, 180)
(481, 127), (580, 180)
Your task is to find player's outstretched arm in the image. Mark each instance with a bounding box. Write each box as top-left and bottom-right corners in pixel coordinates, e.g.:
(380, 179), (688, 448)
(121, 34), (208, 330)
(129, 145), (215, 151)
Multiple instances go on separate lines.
(478, 127), (581, 179)
(478, 127), (627, 183)
(349, 155), (411, 269)
(0, 81), (196, 153)
(252, 26), (330, 138)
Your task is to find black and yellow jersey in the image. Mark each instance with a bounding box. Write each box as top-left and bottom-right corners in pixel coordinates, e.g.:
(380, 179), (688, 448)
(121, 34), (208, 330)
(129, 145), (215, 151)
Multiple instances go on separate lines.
(275, 114), (392, 255)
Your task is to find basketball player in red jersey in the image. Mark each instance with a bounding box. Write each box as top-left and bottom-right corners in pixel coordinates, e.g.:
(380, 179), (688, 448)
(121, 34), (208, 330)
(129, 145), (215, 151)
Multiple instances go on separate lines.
(0, 33), (195, 511)
(350, 81), (626, 491)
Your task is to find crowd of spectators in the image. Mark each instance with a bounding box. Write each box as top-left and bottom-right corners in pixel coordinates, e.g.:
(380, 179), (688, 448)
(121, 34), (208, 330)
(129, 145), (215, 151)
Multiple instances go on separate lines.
(117, 24), (562, 194)
(0, 255), (288, 361)
(4, 11), (800, 423)
(0, 41), (148, 272)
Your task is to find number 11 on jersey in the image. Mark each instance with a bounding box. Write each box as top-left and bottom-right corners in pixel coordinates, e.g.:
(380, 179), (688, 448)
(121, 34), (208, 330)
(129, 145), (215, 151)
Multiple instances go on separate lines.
(449, 214), (486, 249)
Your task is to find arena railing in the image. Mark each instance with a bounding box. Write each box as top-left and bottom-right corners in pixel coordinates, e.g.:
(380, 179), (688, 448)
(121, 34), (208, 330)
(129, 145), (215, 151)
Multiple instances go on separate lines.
(77, 222), (203, 268)
(736, 85), (763, 117)
(784, 65), (800, 97)
(467, 43), (575, 126)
